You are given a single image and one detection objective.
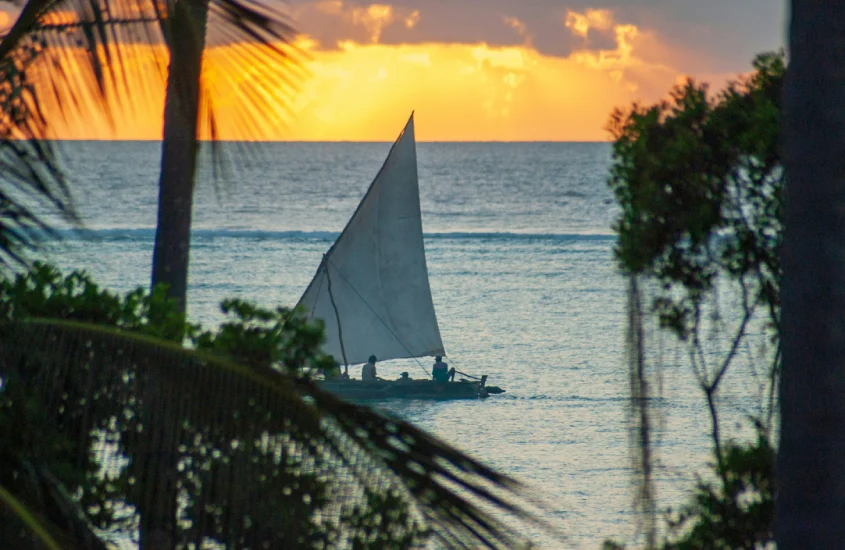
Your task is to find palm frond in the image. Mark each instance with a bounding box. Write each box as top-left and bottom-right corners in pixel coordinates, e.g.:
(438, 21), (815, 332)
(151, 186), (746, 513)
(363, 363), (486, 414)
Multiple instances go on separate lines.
(0, 483), (63, 550)
(0, 319), (547, 548)
(0, 18), (80, 270)
(4, 0), (305, 142)
(0, 0), (304, 267)
(0, 474), (106, 550)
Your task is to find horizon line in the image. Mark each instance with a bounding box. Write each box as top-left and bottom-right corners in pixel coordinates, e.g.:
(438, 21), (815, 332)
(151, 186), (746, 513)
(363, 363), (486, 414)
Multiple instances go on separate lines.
(46, 138), (613, 144)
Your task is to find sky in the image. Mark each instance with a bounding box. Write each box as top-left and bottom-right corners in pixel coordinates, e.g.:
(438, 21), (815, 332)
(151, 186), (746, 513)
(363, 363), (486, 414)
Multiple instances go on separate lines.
(5, 0), (786, 141)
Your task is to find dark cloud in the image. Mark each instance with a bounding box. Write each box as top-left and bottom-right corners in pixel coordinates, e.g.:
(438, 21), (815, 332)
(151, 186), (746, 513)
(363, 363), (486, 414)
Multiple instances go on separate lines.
(287, 0), (784, 74)
(0, 0), (782, 74)
(608, 1), (785, 72)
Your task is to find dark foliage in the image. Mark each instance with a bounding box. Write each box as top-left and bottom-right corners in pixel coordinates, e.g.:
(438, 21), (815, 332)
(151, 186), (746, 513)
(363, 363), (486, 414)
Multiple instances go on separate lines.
(662, 424), (774, 549)
(608, 52), (784, 340)
(0, 263), (540, 549)
(606, 52), (784, 546)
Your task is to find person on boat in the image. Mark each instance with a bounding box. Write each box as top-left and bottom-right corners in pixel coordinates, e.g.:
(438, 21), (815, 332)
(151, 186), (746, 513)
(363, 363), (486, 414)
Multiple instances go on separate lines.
(322, 364), (342, 379)
(398, 371), (411, 382)
(432, 356), (455, 382)
(324, 364), (350, 380)
(362, 355), (378, 382)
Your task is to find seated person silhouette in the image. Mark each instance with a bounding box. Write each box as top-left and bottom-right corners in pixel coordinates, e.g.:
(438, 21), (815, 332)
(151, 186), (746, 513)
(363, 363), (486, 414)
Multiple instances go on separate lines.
(431, 356), (455, 382)
(362, 355), (378, 382)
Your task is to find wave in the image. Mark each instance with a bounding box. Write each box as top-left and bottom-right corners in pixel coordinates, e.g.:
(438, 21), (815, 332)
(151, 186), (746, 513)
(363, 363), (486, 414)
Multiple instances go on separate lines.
(44, 228), (615, 243)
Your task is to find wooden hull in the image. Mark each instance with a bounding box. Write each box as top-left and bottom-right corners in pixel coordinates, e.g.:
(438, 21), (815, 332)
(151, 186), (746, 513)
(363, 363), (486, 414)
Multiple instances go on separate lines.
(318, 379), (490, 401)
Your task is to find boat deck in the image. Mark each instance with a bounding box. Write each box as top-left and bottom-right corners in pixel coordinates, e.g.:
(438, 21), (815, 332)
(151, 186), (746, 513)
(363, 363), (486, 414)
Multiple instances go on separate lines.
(319, 378), (489, 401)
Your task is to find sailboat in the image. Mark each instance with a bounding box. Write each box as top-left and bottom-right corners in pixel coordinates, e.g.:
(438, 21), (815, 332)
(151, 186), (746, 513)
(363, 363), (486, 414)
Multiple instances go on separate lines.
(295, 113), (501, 400)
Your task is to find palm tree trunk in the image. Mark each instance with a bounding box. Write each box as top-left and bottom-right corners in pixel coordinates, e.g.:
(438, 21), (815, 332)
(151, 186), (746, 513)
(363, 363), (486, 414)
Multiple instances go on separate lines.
(150, 0), (210, 313)
(778, 1), (845, 546)
(142, 2), (208, 548)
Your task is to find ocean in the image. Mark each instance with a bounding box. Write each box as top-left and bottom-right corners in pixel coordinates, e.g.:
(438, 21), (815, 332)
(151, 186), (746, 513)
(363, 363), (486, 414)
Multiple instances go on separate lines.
(35, 140), (769, 548)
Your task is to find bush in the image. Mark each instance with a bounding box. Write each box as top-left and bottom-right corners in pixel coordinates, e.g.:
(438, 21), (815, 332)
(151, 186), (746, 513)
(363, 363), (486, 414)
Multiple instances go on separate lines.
(0, 262), (424, 549)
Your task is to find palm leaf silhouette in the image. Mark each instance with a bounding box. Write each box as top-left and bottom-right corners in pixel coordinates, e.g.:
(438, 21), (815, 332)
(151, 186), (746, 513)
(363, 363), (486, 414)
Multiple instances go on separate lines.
(0, 4), (550, 547)
(0, 319), (543, 548)
(0, 0), (304, 139)
(0, 0), (304, 271)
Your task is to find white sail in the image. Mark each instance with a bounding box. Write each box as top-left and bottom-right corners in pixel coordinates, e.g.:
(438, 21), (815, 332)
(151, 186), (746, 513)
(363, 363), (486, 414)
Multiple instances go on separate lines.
(296, 114), (446, 365)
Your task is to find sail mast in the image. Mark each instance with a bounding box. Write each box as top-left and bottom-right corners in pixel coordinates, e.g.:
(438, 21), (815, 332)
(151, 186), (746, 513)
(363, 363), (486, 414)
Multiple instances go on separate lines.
(322, 255), (350, 374)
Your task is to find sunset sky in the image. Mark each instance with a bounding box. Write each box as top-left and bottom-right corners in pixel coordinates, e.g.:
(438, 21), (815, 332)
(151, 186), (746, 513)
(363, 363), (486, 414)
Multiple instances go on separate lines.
(4, 0), (785, 141)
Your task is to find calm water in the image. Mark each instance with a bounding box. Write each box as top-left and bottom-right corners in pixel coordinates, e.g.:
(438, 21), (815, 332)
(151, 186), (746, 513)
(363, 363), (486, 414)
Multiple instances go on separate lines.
(35, 141), (768, 548)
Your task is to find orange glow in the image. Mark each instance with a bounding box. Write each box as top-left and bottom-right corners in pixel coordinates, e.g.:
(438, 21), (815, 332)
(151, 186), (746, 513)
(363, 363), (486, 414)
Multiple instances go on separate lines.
(28, 7), (715, 141)
(564, 8), (614, 39)
(31, 43), (169, 141)
(276, 41), (677, 141)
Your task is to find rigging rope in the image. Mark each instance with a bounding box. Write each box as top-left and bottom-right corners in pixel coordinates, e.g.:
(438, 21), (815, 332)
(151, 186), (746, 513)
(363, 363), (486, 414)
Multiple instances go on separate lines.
(326, 257), (433, 378)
